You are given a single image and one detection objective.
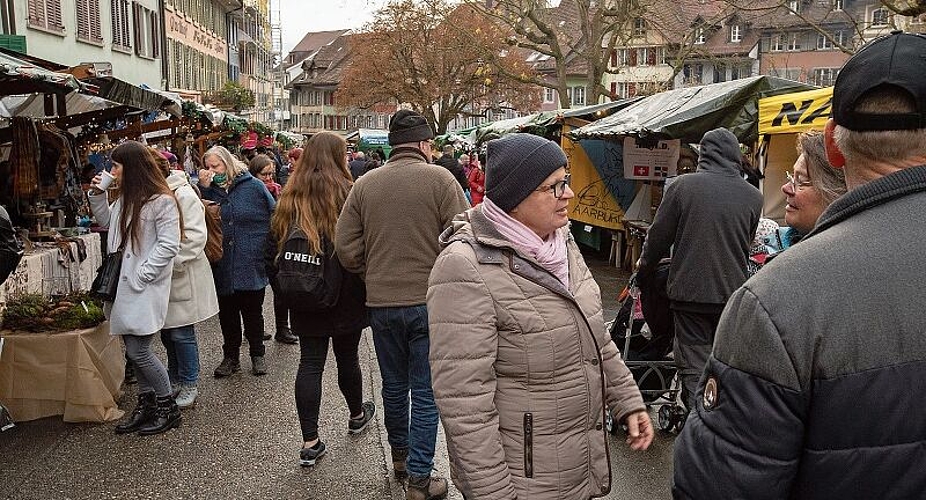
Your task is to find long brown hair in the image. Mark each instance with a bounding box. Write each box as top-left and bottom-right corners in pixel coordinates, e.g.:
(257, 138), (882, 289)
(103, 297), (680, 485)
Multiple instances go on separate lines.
(271, 132), (352, 255)
(111, 141), (181, 250)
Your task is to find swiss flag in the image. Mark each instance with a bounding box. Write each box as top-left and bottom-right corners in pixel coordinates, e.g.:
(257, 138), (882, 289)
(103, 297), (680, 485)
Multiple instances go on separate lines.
(634, 165), (650, 176)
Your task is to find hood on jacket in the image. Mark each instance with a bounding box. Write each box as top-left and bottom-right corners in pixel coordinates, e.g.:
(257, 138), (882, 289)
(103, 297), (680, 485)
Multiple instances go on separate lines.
(166, 169), (191, 191)
(697, 128), (743, 176)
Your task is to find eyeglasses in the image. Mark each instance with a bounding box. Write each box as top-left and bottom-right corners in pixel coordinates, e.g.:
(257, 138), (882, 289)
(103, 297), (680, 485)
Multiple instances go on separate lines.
(535, 174), (571, 199)
(785, 171), (813, 191)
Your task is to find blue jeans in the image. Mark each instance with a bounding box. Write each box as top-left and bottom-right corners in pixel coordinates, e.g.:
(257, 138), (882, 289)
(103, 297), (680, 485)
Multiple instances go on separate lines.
(160, 324), (200, 386)
(369, 305), (438, 478)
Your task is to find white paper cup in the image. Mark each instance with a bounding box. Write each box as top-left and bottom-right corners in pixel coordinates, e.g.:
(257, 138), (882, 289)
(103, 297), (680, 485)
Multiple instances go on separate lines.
(97, 170), (115, 191)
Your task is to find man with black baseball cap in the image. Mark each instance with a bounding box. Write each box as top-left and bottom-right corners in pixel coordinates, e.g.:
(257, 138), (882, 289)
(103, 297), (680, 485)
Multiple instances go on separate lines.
(673, 31), (926, 499)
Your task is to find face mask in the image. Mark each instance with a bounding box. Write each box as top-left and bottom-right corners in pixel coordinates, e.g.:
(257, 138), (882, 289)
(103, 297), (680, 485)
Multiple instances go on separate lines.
(212, 173), (227, 185)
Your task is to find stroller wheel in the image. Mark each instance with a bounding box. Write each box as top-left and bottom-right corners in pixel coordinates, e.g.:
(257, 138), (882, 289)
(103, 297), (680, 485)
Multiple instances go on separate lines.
(657, 405), (675, 433)
(671, 406), (689, 433)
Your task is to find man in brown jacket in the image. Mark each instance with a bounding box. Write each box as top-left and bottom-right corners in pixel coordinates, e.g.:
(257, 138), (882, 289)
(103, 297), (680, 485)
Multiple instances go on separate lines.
(336, 109), (469, 500)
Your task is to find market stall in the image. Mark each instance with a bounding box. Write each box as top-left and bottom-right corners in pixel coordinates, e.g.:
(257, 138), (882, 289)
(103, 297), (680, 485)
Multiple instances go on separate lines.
(346, 128), (392, 158)
(569, 76), (818, 265)
(757, 86), (832, 222)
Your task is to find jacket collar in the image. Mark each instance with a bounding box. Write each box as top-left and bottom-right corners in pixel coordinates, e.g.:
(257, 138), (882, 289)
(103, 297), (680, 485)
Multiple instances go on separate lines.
(808, 164), (926, 238)
(440, 206), (575, 297)
(386, 146), (429, 164)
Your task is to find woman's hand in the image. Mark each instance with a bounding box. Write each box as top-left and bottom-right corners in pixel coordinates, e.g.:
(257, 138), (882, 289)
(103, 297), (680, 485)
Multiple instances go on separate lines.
(198, 169), (214, 187)
(624, 410), (654, 451)
(89, 174), (104, 195)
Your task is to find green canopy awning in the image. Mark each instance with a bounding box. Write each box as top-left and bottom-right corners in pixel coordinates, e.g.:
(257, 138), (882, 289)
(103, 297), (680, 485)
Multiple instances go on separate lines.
(467, 99), (642, 145)
(570, 76), (818, 144)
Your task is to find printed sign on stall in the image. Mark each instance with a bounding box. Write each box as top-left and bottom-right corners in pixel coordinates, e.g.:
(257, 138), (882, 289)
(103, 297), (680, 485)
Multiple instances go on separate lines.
(622, 137), (680, 181)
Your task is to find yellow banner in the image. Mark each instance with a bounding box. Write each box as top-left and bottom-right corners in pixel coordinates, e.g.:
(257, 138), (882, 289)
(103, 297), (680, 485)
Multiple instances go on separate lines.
(562, 123), (625, 231)
(758, 87), (833, 135)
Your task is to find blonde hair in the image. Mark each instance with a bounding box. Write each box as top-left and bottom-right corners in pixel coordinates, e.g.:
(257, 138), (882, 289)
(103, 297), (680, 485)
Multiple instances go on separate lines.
(796, 132), (846, 206)
(203, 145), (248, 179)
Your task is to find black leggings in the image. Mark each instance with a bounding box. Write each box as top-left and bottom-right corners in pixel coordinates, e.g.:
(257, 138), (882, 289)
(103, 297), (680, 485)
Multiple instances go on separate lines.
(218, 289), (266, 359)
(295, 331), (364, 442)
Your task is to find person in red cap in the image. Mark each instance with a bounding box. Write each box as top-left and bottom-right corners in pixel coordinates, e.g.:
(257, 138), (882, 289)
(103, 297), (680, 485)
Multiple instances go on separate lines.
(673, 31), (926, 499)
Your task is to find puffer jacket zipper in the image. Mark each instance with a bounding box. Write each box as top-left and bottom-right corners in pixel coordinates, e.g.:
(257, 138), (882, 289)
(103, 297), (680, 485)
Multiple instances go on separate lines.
(523, 412), (534, 478)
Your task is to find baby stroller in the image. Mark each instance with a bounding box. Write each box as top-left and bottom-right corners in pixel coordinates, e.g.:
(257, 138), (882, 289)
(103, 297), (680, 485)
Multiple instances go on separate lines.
(606, 260), (687, 434)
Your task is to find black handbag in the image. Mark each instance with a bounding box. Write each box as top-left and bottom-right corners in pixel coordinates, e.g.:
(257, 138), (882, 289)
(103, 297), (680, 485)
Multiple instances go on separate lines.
(91, 249), (123, 302)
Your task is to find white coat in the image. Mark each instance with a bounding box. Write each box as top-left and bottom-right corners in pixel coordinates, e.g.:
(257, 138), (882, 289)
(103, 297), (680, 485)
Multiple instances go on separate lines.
(164, 171), (219, 328)
(88, 191), (180, 336)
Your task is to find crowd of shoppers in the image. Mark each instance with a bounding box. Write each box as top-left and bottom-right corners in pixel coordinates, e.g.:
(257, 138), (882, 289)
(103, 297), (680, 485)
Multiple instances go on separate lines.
(65, 31), (925, 499)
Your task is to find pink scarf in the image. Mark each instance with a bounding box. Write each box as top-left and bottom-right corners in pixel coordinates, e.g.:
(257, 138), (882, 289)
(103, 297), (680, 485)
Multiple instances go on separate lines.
(482, 198), (569, 289)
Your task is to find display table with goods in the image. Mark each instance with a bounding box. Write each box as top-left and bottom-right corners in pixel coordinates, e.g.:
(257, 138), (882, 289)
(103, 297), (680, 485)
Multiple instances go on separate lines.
(0, 293), (123, 423)
(0, 232), (103, 309)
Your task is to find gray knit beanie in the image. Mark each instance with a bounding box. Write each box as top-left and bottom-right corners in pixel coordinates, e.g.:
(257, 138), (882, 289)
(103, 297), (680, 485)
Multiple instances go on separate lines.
(388, 110), (434, 146)
(484, 133), (568, 212)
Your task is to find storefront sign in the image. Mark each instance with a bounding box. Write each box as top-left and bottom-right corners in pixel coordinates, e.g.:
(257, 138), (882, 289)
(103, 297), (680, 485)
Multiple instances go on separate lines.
(165, 10), (228, 62)
(622, 137), (679, 181)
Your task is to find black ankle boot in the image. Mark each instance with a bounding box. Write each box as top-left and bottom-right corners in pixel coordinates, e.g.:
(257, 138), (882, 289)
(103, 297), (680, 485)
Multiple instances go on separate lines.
(115, 391), (156, 434)
(137, 396), (182, 436)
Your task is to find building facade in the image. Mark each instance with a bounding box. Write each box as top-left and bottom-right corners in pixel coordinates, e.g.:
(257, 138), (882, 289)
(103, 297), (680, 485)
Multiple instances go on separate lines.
(164, 0), (237, 99)
(286, 32), (393, 135)
(228, 0), (273, 124)
(3, 0), (162, 87)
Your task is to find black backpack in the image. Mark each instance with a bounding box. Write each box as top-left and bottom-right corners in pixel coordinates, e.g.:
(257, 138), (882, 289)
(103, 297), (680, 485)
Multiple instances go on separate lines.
(273, 228), (343, 311)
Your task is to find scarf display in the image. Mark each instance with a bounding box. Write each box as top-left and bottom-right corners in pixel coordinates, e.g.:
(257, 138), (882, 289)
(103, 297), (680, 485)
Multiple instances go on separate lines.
(482, 198), (569, 288)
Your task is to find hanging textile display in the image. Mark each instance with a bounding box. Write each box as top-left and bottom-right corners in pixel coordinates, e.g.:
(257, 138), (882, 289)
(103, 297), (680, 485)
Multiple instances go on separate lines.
(10, 117), (40, 202)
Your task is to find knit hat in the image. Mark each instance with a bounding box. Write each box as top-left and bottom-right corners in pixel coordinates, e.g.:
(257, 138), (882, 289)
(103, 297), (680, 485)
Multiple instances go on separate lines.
(388, 110), (434, 146)
(484, 133), (568, 212)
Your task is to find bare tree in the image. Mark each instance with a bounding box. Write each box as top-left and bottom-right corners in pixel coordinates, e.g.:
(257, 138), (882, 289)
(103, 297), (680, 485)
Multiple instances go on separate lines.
(336, 0), (539, 134)
(466, 0), (651, 108)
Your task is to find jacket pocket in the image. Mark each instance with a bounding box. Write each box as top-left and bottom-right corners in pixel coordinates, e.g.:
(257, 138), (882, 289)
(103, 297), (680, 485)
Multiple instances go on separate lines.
(169, 268), (193, 302)
(523, 412), (533, 478)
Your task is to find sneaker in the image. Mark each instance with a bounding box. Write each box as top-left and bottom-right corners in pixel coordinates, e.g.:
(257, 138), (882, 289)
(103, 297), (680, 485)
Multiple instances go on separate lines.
(274, 327), (298, 344)
(392, 447), (409, 480)
(251, 356), (267, 376)
(299, 441), (327, 467)
(348, 401), (376, 435)
(175, 385), (198, 409)
(406, 473), (448, 500)
(213, 358), (240, 378)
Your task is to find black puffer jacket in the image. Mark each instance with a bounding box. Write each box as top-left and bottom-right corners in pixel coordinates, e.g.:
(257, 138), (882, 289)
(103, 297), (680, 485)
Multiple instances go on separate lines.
(673, 165), (926, 499)
(638, 128), (762, 306)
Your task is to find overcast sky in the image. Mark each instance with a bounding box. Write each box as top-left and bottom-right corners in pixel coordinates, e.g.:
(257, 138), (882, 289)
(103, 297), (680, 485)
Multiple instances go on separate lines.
(276, 0), (390, 54)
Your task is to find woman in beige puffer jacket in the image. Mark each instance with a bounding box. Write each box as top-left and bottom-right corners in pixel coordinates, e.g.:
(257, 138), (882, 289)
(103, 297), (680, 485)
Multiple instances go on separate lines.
(427, 133), (652, 500)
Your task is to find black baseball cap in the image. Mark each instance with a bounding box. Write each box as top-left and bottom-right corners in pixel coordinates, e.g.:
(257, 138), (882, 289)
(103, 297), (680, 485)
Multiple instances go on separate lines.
(832, 31), (926, 131)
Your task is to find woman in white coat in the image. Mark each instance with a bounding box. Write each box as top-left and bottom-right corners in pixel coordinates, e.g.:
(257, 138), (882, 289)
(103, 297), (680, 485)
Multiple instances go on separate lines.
(154, 152), (219, 408)
(88, 141), (183, 436)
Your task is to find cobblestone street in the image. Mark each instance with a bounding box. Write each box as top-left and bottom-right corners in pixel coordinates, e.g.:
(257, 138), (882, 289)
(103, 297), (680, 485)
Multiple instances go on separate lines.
(0, 248), (675, 500)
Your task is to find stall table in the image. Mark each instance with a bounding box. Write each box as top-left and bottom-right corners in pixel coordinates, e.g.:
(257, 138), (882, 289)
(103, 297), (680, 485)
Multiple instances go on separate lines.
(0, 233), (102, 309)
(0, 322), (124, 422)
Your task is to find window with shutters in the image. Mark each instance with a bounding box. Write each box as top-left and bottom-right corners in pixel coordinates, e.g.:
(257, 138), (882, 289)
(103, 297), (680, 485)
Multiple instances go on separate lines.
(2, 0), (15, 34)
(111, 0), (131, 52)
(133, 3), (159, 59)
(28, 0), (65, 34)
(76, 0), (103, 44)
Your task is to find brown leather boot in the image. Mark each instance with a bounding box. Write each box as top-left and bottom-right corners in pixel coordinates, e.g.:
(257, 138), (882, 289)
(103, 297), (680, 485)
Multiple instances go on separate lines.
(392, 447), (409, 480)
(406, 474), (448, 500)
